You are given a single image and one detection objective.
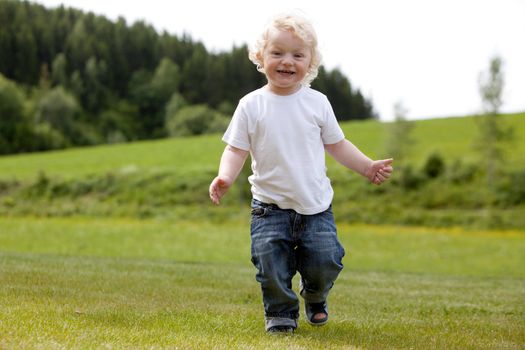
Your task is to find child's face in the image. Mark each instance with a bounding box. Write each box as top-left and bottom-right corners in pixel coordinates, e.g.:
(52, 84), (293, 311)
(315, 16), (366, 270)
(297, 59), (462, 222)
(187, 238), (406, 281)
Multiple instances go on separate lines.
(262, 29), (312, 95)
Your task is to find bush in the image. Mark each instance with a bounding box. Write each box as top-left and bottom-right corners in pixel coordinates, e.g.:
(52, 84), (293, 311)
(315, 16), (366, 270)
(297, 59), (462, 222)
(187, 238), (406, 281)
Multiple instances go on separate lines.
(35, 86), (80, 139)
(166, 104), (229, 137)
(423, 152), (445, 178)
(165, 93), (187, 120)
(99, 101), (140, 143)
(446, 160), (479, 184)
(32, 122), (70, 150)
(395, 165), (425, 190)
(497, 169), (525, 205)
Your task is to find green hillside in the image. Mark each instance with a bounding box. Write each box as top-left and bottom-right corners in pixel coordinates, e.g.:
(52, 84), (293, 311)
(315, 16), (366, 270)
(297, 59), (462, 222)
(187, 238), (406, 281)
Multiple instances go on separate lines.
(0, 113), (524, 228)
(0, 112), (523, 180)
(339, 112), (525, 166)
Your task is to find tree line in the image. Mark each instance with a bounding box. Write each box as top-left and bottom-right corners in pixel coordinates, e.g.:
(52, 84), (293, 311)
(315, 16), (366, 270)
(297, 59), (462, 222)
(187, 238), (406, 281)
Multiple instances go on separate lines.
(0, 0), (376, 155)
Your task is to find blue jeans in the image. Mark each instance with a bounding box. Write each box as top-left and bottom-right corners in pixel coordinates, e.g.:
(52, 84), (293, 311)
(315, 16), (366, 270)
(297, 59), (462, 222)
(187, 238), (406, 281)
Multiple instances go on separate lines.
(250, 199), (345, 330)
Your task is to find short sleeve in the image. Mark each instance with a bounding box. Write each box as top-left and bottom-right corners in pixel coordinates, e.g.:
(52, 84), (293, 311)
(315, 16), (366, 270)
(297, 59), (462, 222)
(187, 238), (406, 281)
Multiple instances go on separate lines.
(320, 97), (345, 145)
(222, 102), (251, 151)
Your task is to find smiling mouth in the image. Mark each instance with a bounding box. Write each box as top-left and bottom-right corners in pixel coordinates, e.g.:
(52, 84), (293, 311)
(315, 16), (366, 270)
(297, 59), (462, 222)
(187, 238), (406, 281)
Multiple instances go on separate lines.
(277, 69), (295, 75)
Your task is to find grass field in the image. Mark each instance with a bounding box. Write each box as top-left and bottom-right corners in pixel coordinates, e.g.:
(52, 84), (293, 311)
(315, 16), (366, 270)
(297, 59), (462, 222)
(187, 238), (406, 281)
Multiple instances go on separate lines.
(1, 113), (524, 348)
(1, 113), (524, 228)
(1, 217), (524, 349)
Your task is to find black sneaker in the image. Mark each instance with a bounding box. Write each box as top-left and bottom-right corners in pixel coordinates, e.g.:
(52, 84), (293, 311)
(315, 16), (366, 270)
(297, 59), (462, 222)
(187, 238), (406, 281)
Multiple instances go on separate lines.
(267, 325), (295, 335)
(305, 302), (328, 326)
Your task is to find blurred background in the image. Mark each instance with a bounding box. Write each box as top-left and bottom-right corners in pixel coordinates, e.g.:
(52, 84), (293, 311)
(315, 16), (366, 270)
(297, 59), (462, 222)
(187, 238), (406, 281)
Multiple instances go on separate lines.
(0, 0), (524, 228)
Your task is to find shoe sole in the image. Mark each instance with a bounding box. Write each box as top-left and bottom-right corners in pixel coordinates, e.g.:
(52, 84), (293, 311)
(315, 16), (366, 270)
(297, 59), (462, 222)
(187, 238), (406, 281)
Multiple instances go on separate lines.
(267, 330), (295, 335)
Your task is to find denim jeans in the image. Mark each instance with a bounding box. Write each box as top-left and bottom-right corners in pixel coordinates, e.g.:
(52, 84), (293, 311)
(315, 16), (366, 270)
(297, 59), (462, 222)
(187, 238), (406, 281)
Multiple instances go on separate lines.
(250, 199), (345, 330)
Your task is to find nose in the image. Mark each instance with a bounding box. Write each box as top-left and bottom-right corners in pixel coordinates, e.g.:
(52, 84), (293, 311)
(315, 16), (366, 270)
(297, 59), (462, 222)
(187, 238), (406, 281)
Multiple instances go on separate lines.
(282, 53), (293, 65)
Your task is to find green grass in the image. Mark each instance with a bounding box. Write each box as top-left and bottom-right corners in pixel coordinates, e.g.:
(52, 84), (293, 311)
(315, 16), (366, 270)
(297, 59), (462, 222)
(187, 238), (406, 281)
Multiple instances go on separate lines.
(0, 113), (523, 181)
(1, 217), (524, 349)
(1, 114), (524, 347)
(0, 134), (223, 181)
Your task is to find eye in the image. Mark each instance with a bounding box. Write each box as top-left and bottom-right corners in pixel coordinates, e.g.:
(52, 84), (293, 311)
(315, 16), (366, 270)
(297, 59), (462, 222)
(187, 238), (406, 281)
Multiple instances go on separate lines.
(271, 51), (282, 57)
(294, 53), (305, 59)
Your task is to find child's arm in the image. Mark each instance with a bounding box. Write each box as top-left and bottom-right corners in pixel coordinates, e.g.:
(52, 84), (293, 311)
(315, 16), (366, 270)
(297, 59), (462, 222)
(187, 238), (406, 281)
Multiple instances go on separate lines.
(325, 139), (393, 185)
(209, 144), (250, 205)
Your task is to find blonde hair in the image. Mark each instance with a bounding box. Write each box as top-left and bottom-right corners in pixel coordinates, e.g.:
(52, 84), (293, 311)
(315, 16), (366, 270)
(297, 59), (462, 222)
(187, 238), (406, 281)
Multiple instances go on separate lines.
(248, 12), (322, 86)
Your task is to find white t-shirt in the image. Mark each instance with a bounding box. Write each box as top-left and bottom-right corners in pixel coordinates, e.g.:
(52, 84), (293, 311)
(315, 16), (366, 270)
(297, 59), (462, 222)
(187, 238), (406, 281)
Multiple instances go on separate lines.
(222, 86), (345, 215)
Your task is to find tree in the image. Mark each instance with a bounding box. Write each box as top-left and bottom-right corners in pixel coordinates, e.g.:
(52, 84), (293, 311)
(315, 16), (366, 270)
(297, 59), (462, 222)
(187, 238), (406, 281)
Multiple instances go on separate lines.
(83, 56), (109, 113)
(13, 25), (38, 85)
(35, 86), (79, 143)
(384, 101), (414, 166)
(128, 60), (181, 138)
(312, 67), (376, 120)
(0, 74), (28, 153)
(0, 1), (378, 154)
(165, 104), (228, 137)
(476, 55), (512, 189)
(165, 93), (187, 121)
(150, 58), (181, 104)
(181, 45), (209, 103)
(51, 53), (68, 87)
(479, 55), (504, 115)
(98, 100), (139, 143)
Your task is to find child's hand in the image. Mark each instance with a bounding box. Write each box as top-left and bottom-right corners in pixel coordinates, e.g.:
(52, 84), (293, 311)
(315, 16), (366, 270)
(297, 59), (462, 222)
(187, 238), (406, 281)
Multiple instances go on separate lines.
(365, 158), (393, 185)
(209, 175), (233, 205)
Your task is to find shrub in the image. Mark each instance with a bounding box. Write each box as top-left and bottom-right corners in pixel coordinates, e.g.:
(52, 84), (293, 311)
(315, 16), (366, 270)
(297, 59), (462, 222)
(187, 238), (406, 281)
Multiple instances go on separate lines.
(99, 102), (139, 143)
(32, 122), (70, 150)
(35, 86), (79, 139)
(395, 165), (425, 190)
(497, 169), (525, 205)
(423, 152), (445, 178)
(166, 104), (229, 137)
(446, 160), (479, 184)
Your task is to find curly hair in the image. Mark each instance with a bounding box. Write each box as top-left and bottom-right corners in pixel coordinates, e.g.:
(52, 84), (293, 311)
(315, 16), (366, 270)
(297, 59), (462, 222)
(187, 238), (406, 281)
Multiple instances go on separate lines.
(248, 12), (322, 86)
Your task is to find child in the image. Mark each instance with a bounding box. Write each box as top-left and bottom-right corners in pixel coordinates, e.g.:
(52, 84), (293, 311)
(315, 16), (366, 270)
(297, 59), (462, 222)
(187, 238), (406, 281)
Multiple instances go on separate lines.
(209, 13), (393, 334)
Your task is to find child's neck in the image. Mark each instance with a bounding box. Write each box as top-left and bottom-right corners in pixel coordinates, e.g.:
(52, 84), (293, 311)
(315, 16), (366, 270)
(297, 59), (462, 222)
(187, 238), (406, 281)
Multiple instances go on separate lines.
(266, 83), (303, 96)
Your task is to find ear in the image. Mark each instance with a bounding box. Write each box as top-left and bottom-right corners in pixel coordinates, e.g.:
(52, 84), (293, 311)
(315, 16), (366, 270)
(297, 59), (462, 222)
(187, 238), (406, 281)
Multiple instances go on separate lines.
(256, 52), (264, 68)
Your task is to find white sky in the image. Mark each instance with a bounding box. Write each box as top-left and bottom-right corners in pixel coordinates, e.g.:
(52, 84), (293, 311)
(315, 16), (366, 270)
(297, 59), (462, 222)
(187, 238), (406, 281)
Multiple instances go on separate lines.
(34, 0), (525, 121)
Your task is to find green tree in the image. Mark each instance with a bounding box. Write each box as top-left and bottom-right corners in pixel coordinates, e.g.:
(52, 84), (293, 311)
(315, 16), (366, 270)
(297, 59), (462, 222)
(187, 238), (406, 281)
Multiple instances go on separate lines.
(65, 18), (93, 73)
(479, 56), (504, 115)
(166, 104), (228, 137)
(83, 56), (109, 113)
(165, 93), (187, 121)
(0, 74), (28, 153)
(51, 53), (68, 87)
(13, 25), (38, 85)
(220, 45), (265, 105)
(384, 101), (414, 166)
(127, 67), (170, 138)
(181, 45), (209, 103)
(0, 1), (378, 153)
(312, 67), (375, 120)
(150, 58), (181, 104)
(35, 86), (79, 143)
(98, 100), (139, 144)
(476, 55), (512, 189)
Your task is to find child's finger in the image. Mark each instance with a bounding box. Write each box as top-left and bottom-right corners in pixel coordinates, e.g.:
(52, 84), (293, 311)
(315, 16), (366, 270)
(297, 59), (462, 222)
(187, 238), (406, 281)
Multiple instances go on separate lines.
(378, 169), (391, 178)
(383, 158), (394, 165)
(375, 172), (387, 182)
